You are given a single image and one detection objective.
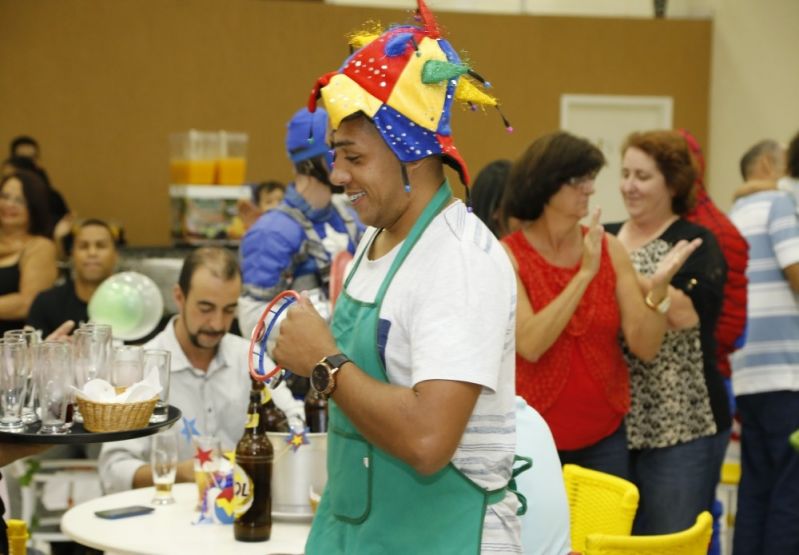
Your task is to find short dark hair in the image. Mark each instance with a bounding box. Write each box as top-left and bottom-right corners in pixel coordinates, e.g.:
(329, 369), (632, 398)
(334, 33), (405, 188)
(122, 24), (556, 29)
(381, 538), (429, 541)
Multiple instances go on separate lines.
(0, 170), (54, 237)
(739, 139), (782, 180)
(178, 247), (240, 295)
(9, 136), (39, 158)
(254, 180), (286, 199)
(503, 132), (605, 221)
(470, 159), (511, 238)
(788, 130), (799, 179)
(623, 130), (697, 215)
(76, 218), (117, 244)
(295, 155), (331, 186)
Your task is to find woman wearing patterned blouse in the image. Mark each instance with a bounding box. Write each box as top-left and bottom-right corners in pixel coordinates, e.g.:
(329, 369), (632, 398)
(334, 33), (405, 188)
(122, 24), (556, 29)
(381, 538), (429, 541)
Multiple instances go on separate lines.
(501, 132), (700, 480)
(606, 130), (730, 536)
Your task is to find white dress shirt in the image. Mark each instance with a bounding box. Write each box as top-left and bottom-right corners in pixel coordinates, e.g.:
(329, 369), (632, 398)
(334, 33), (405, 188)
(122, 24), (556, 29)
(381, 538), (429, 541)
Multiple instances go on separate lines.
(98, 317), (304, 493)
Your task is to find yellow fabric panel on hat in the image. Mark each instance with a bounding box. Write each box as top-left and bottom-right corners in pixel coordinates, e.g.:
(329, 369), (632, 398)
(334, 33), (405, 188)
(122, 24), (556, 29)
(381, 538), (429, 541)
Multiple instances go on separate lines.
(386, 37), (449, 132)
(320, 73), (384, 129)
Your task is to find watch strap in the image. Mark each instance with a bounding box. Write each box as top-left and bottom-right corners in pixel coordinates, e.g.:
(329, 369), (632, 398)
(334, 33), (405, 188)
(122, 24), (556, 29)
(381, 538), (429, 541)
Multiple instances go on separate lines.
(324, 353), (351, 371)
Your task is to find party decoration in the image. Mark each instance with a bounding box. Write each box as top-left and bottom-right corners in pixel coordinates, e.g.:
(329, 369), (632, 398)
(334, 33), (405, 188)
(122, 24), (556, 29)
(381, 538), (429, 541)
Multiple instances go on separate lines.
(87, 271), (164, 341)
(307, 0), (509, 186)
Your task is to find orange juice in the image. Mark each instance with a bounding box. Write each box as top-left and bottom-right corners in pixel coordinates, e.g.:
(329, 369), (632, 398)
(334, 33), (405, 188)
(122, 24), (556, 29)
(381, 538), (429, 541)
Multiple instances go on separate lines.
(216, 157), (247, 185)
(170, 159), (216, 184)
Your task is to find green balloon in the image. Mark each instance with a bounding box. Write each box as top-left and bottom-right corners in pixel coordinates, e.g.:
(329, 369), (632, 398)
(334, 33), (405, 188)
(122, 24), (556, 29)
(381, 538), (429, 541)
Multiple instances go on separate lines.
(88, 272), (164, 340)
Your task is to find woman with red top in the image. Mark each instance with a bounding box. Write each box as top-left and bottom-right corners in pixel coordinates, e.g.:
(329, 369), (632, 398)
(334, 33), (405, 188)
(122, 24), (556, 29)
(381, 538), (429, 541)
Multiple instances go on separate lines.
(501, 131), (700, 479)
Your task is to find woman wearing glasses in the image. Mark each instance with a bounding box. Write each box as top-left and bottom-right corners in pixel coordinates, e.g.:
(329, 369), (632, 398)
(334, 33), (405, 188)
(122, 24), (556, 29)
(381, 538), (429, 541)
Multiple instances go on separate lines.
(0, 170), (58, 333)
(605, 130), (730, 535)
(501, 131), (700, 478)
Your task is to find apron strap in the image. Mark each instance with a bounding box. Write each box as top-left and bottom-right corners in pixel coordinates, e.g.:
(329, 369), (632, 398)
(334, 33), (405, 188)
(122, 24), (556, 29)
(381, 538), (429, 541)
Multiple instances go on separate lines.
(508, 455), (533, 516)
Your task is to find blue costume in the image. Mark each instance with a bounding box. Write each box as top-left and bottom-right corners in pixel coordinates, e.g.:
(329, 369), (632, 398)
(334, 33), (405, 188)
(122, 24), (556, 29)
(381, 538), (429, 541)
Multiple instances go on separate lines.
(240, 184), (361, 300)
(238, 108), (363, 336)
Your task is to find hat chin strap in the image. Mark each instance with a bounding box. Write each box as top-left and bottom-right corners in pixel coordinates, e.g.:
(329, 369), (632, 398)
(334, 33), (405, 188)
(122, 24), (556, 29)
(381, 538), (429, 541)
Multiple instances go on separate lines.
(401, 163), (411, 194)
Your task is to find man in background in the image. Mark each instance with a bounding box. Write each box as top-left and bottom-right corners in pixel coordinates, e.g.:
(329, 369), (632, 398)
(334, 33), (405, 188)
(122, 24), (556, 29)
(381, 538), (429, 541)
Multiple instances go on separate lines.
(27, 218), (118, 337)
(729, 138), (799, 554)
(99, 247), (303, 493)
(238, 107), (363, 339)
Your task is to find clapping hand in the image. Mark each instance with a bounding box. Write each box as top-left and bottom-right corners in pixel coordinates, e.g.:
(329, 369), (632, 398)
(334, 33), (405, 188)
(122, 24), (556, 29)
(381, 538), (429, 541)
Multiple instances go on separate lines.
(650, 237), (703, 294)
(580, 208), (604, 279)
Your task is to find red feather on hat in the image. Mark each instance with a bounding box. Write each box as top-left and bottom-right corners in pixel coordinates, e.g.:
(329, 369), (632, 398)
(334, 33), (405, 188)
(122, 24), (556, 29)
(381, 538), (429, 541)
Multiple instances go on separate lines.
(416, 0), (441, 38)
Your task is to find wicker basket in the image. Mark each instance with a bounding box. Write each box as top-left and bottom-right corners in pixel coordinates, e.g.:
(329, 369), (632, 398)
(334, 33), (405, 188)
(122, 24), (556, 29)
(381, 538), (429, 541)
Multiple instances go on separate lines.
(76, 396), (158, 432)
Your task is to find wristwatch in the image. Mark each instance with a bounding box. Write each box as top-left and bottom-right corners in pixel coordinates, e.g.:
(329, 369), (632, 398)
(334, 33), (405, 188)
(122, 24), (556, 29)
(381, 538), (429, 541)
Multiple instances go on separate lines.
(310, 354), (351, 398)
(645, 290), (672, 314)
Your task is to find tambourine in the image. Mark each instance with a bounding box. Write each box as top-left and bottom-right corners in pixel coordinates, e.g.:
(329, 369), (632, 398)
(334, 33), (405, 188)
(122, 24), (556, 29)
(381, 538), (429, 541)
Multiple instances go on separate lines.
(247, 290), (301, 386)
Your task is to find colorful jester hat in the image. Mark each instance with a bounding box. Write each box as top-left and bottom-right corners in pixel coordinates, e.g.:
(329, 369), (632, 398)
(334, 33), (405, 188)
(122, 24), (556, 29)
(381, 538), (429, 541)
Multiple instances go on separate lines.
(307, 0), (508, 186)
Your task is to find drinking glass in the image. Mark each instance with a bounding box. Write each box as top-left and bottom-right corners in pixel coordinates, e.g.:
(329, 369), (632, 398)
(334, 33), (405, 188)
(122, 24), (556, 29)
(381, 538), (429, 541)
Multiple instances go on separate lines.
(111, 345), (143, 392)
(34, 341), (73, 435)
(0, 337), (27, 432)
(144, 350), (171, 423)
(150, 429), (178, 505)
(4, 329), (39, 425)
(72, 327), (112, 423)
(192, 435), (222, 509)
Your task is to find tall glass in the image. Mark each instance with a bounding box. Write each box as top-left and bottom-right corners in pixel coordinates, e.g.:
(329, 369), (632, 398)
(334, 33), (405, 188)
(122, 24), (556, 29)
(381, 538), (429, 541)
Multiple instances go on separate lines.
(151, 429), (178, 505)
(111, 345), (143, 392)
(74, 325), (112, 382)
(0, 337), (27, 432)
(144, 350), (171, 423)
(34, 341), (72, 435)
(4, 329), (40, 424)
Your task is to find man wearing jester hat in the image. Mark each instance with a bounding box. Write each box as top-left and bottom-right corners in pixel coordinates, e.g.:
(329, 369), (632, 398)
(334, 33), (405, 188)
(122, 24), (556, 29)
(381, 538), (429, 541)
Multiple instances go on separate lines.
(272, 2), (522, 552)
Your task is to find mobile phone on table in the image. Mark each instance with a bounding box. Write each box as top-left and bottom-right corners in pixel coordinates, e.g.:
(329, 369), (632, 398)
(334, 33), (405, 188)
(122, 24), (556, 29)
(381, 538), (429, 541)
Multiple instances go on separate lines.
(94, 505), (155, 519)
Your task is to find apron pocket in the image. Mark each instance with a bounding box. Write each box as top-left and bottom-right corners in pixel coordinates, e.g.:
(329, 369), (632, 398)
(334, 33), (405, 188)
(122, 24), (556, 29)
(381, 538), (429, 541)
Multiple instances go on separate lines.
(328, 427), (372, 524)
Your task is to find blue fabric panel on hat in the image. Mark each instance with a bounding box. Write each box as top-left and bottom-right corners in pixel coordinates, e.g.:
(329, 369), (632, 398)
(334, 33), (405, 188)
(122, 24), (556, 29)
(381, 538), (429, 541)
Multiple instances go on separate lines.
(436, 39), (461, 137)
(385, 32), (417, 57)
(372, 104), (442, 164)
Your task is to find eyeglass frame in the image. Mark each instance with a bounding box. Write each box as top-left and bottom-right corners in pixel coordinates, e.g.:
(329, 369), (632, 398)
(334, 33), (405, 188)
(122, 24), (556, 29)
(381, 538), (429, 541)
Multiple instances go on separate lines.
(564, 172), (598, 191)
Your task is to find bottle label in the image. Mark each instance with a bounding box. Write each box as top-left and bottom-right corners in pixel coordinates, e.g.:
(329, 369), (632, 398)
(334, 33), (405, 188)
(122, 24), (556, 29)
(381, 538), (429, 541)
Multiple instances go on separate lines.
(260, 388), (272, 405)
(233, 463), (254, 517)
(245, 413), (259, 429)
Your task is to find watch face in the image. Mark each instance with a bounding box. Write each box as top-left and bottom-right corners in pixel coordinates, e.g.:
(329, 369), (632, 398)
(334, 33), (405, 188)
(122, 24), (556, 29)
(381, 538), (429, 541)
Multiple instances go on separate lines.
(311, 364), (330, 393)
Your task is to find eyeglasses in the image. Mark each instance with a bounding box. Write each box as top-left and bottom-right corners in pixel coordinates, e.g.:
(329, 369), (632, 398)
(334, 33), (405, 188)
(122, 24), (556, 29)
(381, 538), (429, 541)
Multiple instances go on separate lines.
(0, 192), (26, 207)
(564, 173), (597, 191)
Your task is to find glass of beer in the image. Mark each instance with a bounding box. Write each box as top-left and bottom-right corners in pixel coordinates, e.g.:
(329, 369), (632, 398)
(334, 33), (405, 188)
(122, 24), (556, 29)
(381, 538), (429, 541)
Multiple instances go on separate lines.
(192, 435), (221, 510)
(151, 429), (178, 505)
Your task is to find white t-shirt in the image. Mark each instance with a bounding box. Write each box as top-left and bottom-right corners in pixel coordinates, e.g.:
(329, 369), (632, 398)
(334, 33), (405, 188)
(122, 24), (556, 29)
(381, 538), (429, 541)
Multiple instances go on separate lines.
(346, 200), (521, 553)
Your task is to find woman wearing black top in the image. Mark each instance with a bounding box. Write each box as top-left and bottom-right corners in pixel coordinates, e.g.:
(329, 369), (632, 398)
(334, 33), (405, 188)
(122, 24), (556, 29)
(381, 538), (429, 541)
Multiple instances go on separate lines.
(0, 171), (58, 333)
(606, 130), (730, 536)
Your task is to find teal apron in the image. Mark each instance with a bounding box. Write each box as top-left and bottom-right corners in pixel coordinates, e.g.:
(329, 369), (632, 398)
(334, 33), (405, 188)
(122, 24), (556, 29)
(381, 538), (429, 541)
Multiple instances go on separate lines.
(306, 182), (517, 554)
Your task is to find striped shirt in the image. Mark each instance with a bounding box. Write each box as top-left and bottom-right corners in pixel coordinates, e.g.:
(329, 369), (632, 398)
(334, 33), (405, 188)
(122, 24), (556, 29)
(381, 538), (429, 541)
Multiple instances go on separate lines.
(730, 190), (799, 395)
(347, 201), (521, 553)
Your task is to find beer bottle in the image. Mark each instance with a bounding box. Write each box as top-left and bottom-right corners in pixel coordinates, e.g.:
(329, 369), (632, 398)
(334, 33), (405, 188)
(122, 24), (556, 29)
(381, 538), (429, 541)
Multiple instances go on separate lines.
(304, 387), (328, 433)
(234, 387), (273, 542)
(254, 380), (289, 433)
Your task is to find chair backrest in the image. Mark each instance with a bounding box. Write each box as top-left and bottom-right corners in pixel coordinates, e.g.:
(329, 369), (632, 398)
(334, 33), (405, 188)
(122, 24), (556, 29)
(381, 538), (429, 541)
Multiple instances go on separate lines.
(583, 511), (713, 555)
(562, 464), (639, 553)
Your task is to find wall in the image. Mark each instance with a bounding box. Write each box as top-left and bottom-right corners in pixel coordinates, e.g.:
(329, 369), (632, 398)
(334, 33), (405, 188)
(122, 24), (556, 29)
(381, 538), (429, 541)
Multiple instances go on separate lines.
(0, 0), (711, 245)
(707, 0), (799, 207)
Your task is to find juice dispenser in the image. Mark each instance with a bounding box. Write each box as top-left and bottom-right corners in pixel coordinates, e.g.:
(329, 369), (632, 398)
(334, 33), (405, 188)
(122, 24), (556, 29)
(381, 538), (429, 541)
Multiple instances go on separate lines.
(217, 131), (248, 185)
(170, 130), (219, 184)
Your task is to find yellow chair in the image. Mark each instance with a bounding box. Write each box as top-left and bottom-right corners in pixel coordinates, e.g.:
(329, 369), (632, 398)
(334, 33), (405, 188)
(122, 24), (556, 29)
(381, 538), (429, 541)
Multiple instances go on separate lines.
(562, 464), (639, 553)
(584, 511), (713, 555)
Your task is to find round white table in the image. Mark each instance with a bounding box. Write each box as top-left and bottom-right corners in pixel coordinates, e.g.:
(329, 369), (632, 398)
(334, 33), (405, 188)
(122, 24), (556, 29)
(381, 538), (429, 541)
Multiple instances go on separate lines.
(60, 483), (311, 555)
